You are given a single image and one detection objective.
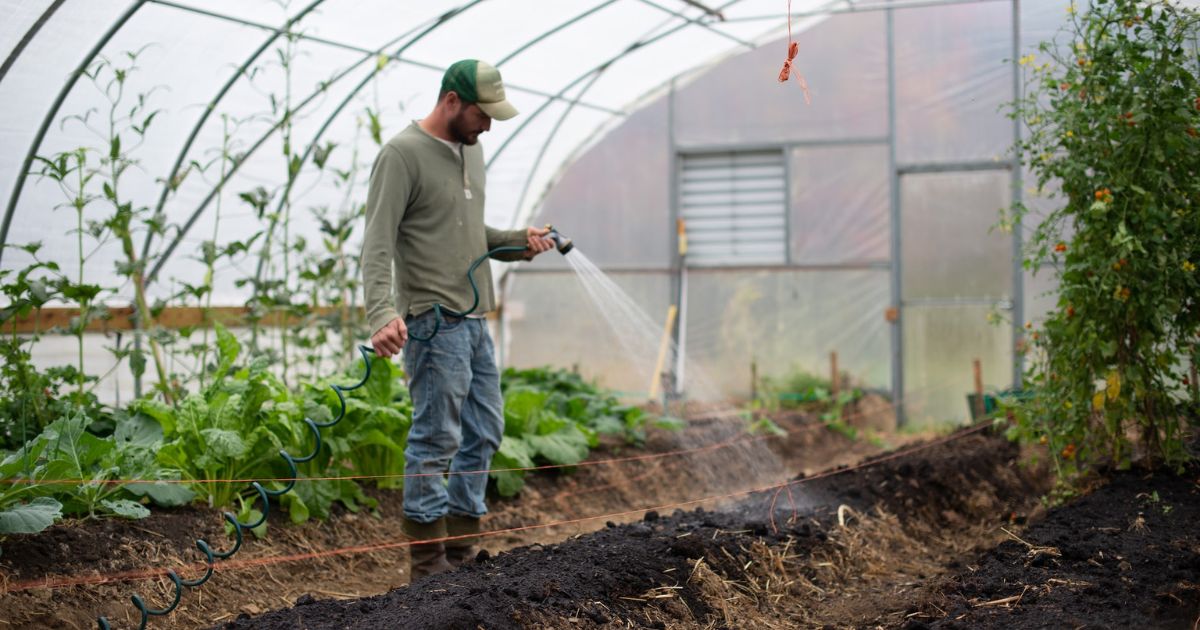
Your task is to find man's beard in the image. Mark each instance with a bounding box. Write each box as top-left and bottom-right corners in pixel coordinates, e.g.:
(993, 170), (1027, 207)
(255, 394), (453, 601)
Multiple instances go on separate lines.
(448, 109), (480, 145)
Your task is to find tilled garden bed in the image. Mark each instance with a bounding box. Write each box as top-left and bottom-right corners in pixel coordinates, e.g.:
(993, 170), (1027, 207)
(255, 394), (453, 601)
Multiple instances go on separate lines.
(906, 464), (1200, 629)
(11, 414), (1194, 630)
(221, 428), (1054, 629)
(0, 409), (886, 628)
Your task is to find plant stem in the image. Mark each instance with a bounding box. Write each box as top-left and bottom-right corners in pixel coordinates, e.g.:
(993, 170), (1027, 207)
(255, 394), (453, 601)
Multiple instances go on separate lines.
(105, 78), (172, 404)
(75, 150), (87, 398)
(279, 30), (296, 387)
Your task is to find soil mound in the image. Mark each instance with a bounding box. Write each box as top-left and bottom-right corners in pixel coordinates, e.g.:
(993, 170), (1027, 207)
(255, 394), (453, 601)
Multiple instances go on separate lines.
(907, 466), (1200, 630)
(221, 428), (1039, 629)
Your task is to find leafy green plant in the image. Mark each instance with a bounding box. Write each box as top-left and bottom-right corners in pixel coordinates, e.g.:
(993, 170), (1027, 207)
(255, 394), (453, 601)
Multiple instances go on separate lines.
(276, 355), (409, 523)
(501, 366), (656, 443)
(0, 247), (109, 448)
(1006, 0), (1200, 479)
(319, 355), (410, 488)
(137, 324), (382, 526)
(490, 384), (597, 497)
(137, 324), (295, 510)
(0, 410), (193, 539)
(490, 366), (684, 496)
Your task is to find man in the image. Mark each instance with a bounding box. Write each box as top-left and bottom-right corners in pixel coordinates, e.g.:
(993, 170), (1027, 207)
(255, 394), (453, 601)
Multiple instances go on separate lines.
(360, 59), (553, 581)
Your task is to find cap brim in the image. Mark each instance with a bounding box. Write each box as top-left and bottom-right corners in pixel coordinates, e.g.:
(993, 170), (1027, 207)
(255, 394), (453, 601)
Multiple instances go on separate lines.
(477, 99), (518, 121)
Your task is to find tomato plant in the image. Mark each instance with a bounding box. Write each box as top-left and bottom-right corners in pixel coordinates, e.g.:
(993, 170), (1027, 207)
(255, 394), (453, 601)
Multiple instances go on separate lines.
(1007, 0), (1200, 478)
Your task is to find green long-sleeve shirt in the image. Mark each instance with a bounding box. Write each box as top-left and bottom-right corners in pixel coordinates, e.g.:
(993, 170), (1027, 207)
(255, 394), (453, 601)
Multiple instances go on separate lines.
(361, 122), (527, 335)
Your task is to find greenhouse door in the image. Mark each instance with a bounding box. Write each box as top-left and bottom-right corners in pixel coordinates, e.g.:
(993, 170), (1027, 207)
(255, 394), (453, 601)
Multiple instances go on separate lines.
(898, 168), (1014, 426)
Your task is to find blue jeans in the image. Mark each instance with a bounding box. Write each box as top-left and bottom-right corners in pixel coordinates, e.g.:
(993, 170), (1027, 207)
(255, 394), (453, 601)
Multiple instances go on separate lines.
(401, 310), (504, 524)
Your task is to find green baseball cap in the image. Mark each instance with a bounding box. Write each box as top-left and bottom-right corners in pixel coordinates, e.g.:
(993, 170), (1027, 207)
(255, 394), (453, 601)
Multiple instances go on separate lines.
(441, 59), (519, 121)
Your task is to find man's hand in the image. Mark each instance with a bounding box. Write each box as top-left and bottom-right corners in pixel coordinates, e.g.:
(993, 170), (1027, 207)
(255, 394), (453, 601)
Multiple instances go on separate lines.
(371, 317), (408, 358)
(524, 226), (555, 259)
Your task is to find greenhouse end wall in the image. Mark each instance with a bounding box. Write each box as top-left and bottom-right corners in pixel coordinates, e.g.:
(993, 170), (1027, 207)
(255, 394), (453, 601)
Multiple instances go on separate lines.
(505, 2), (1072, 426)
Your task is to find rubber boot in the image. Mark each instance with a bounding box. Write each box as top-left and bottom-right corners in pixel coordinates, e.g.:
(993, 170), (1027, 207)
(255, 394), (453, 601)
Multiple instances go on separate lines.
(445, 514), (481, 567)
(402, 517), (453, 582)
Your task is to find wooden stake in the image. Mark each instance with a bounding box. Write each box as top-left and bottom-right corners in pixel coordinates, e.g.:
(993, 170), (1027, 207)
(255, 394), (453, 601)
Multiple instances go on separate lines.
(830, 351), (840, 399)
(973, 358), (985, 420)
(648, 304), (678, 400)
(751, 359), (758, 402)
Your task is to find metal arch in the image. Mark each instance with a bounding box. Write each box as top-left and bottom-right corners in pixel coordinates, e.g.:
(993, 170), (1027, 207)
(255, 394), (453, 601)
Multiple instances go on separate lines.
(481, 4), (698, 172)
(507, 72), (606, 227)
(146, 0), (622, 116)
(502, 0), (747, 231)
(144, 2), (481, 285)
(248, 0), (632, 286)
(0, 0), (67, 83)
(634, 0), (755, 49)
(495, 0), (621, 67)
(138, 0), (329, 267)
(715, 0), (1010, 23)
(0, 0), (150, 268)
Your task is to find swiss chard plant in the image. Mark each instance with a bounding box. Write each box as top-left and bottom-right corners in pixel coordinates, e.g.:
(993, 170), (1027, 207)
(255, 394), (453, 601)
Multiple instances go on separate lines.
(490, 384), (597, 497)
(137, 323), (295, 510)
(490, 367), (682, 496)
(501, 366), (661, 443)
(277, 354), (410, 523)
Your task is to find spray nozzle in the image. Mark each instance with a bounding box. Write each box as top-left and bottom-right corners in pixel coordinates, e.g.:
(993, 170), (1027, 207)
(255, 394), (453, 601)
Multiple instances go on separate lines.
(544, 224), (574, 255)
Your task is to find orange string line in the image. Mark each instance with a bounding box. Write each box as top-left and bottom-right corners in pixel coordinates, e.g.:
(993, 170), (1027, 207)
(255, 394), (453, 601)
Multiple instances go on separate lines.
(1, 421), (992, 596)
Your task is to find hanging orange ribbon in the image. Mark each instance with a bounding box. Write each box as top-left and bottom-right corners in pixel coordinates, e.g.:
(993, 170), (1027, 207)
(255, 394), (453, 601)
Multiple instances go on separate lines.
(777, 0), (812, 104)
(778, 41), (798, 82)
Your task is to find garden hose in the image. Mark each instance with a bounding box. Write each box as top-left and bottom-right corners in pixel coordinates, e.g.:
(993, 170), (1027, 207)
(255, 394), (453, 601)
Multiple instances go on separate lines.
(96, 344), (377, 630)
(408, 227), (572, 342)
(405, 245), (527, 342)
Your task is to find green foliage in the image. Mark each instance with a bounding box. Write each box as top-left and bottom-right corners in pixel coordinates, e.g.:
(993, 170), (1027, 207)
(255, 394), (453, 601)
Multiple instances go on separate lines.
(501, 366), (654, 443)
(145, 324), (296, 510)
(491, 367), (662, 496)
(313, 355), (410, 491)
(758, 369), (831, 409)
(1007, 0), (1200, 478)
(0, 252), (103, 448)
(0, 497), (63, 535)
(753, 366), (865, 440)
(0, 339), (97, 450)
(277, 355), (410, 522)
(0, 410), (192, 538)
(490, 385), (596, 497)
(144, 326), (395, 525)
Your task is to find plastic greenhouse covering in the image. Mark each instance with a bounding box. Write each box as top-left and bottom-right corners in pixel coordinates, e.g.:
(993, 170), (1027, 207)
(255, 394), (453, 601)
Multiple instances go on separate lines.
(0, 0), (1105, 425)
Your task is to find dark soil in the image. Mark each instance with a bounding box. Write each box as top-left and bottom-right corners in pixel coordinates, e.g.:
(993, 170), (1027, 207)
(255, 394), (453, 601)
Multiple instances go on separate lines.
(905, 466), (1200, 630)
(221, 428), (1043, 630)
(7, 408), (1194, 630)
(1, 505), (223, 581)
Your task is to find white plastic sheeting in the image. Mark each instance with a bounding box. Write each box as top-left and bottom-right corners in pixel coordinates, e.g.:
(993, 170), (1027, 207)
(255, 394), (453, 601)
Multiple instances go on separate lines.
(0, 0), (817, 304)
(2, 0), (1092, 423)
(507, 1), (1083, 425)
